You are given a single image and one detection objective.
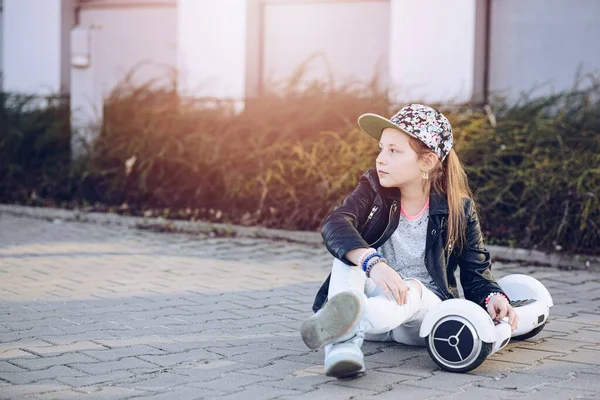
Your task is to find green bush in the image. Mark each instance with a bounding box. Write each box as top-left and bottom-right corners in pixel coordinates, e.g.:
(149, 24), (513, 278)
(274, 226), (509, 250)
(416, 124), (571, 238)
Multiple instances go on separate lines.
(456, 88), (600, 252)
(0, 93), (74, 204)
(87, 77), (388, 229)
(1, 77), (598, 255)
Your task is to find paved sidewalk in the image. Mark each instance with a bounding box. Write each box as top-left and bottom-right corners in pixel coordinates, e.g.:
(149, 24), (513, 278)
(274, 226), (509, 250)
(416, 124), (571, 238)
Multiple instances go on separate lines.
(0, 211), (599, 399)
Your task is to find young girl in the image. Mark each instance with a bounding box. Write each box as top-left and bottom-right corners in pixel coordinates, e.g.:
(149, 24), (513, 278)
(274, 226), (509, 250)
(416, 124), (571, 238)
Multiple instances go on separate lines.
(300, 104), (518, 378)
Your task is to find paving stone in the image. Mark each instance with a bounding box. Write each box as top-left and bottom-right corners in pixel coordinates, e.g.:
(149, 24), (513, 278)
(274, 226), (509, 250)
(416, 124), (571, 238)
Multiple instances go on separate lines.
(138, 348), (221, 367)
(365, 384), (450, 400)
(211, 384), (302, 400)
(225, 323), (296, 336)
(366, 349), (442, 371)
(69, 357), (159, 375)
(0, 339), (52, 352)
(22, 386), (150, 399)
(11, 353), (99, 370)
(0, 365), (86, 384)
(112, 371), (198, 391)
(506, 386), (598, 400)
(548, 348), (600, 366)
(256, 370), (336, 391)
(432, 385), (524, 399)
(468, 359), (533, 378)
(93, 337), (177, 348)
(167, 360), (251, 383)
(0, 348), (36, 359)
(204, 345), (252, 358)
(175, 301), (250, 315)
(230, 297), (302, 309)
(36, 333), (122, 345)
(543, 318), (594, 334)
(227, 305), (299, 319)
(278, 384), (379, 400)
(2, 211), (600, 398)
(519, 358), (595, 379)
(477, 370), (564, 392)
(512, 336), (587, 354)
(148, 341), (218, 353)
(0, 331), (37, 343)
(331, 369), (419, 391)
(490, 347), (561, 365)
(81, 345), (166, 362)
(237, 359), (318, 378)
(282, 350), (325, 365)
(0, 361), (26, 373)
(133, 386), (224, 400)
(363, 342), (424, 364)
(116, 316), (192, 328)
(23, 341), (108, 355)
(121, 307), (195, 321)
(0, 381), (72, 399)
(197, 372), (280, 393)
(406, 370), (493, 392)
(228, 348), (305, 365)
(54, 370), (135, 388)
(558, 328), (600, 344)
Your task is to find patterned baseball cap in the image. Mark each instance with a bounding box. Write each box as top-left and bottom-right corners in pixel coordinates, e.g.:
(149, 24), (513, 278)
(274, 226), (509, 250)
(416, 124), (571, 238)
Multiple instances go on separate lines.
(357, 104), (453, 161)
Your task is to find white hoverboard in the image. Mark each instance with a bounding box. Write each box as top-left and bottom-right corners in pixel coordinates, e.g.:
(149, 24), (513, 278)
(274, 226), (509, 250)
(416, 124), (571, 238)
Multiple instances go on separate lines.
(419, 274), (553, 373)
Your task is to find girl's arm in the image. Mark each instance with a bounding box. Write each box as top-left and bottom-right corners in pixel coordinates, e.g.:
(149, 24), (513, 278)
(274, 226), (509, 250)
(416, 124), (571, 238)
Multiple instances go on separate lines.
(321, 170), (377, 265)
(457, 199), (509, 307)
(458, 200), (518, 329)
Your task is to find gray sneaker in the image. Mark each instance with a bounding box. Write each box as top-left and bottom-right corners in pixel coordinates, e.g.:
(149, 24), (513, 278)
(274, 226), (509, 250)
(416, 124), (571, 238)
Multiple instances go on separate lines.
(300, 291), (364, 350)
(324, 334), (365, 378)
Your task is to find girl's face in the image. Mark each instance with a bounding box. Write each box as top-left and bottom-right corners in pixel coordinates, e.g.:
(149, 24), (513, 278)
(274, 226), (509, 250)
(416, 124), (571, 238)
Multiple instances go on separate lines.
(376, 128), (424, 189)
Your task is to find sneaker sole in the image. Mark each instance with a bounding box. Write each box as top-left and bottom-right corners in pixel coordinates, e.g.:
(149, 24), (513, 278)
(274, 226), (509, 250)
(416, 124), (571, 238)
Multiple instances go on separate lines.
(300, 292), (362, 350)
(325, 359), (365, 379)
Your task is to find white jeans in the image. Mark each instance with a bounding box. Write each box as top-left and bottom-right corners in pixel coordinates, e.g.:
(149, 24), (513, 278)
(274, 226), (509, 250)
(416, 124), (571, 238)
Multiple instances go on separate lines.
(328, 258), (442, 346)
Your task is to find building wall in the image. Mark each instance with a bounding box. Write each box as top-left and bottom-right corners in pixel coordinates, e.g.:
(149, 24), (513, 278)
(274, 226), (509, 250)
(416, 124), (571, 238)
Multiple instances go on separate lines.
(2, 0), (67, 95)
(243, 0), (478, 104)
(177, 0), (247, 100)
(70, 1), (176, 154)
(389, 0), (478, 104)
(260, 1), (390, 92)
(76, 4), (177, 98)
(489, 0), (600, 99)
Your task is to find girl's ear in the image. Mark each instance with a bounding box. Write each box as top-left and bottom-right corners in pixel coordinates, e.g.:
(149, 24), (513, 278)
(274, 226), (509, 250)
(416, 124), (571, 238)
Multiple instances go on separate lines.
(421, 152), (439, 172)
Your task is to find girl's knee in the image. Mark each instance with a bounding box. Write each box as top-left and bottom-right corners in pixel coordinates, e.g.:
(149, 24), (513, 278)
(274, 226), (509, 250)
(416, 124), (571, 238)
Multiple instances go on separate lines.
(406, 279), (423, 300)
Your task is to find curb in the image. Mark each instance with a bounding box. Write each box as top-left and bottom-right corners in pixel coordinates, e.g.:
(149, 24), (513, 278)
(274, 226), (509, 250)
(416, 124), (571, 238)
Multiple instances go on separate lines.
(1, 204), (598, 272)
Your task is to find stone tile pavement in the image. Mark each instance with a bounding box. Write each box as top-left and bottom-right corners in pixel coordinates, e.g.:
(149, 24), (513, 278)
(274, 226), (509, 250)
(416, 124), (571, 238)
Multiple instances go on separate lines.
(0, 211), (599, 399)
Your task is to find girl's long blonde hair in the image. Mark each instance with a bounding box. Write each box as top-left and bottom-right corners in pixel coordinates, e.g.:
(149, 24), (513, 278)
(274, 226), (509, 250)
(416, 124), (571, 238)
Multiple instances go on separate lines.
(408, 137), (473, 252)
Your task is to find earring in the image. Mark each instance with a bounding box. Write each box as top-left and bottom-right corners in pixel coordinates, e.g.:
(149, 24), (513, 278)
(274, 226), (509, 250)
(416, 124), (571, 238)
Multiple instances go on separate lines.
(422, 170), (429, 180)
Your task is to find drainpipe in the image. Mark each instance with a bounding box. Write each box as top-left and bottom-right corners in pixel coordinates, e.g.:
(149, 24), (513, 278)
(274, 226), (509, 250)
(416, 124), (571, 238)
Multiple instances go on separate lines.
(483, 0), (491, 106)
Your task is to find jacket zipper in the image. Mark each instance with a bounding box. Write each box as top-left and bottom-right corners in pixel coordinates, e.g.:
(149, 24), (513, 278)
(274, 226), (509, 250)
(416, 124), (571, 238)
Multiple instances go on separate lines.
(367, 205), (379, 221)
(368, 201), (398, 247)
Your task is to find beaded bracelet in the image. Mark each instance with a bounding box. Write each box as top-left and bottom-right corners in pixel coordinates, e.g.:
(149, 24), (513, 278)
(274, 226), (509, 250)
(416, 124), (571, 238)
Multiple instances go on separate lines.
(366, 256), (387, 278)
(484, 292), (508, 306)
(361, 252), (382, 272)
(366, 255), (383, 271)
(357, 248), (376, 269)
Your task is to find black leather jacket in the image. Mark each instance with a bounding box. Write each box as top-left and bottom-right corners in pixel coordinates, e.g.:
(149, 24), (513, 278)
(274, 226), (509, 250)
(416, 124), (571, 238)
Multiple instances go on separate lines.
(312, 168), (508, 313)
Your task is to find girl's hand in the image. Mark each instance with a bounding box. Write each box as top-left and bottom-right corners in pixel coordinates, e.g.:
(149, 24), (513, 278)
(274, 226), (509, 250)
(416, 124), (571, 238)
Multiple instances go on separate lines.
(486, 294), (518, 330)
(368, 262), (410, 305)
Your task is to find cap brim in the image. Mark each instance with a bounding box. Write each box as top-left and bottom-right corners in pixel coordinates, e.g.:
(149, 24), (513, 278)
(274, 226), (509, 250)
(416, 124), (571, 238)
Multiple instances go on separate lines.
(357, 113), (417, 141)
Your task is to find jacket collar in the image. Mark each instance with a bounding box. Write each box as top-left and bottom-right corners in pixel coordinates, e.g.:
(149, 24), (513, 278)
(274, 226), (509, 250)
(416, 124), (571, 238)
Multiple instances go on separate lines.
(366, 168), (449, 214)
(429, 190), (449, 216)
(366, 169), (400, 200)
